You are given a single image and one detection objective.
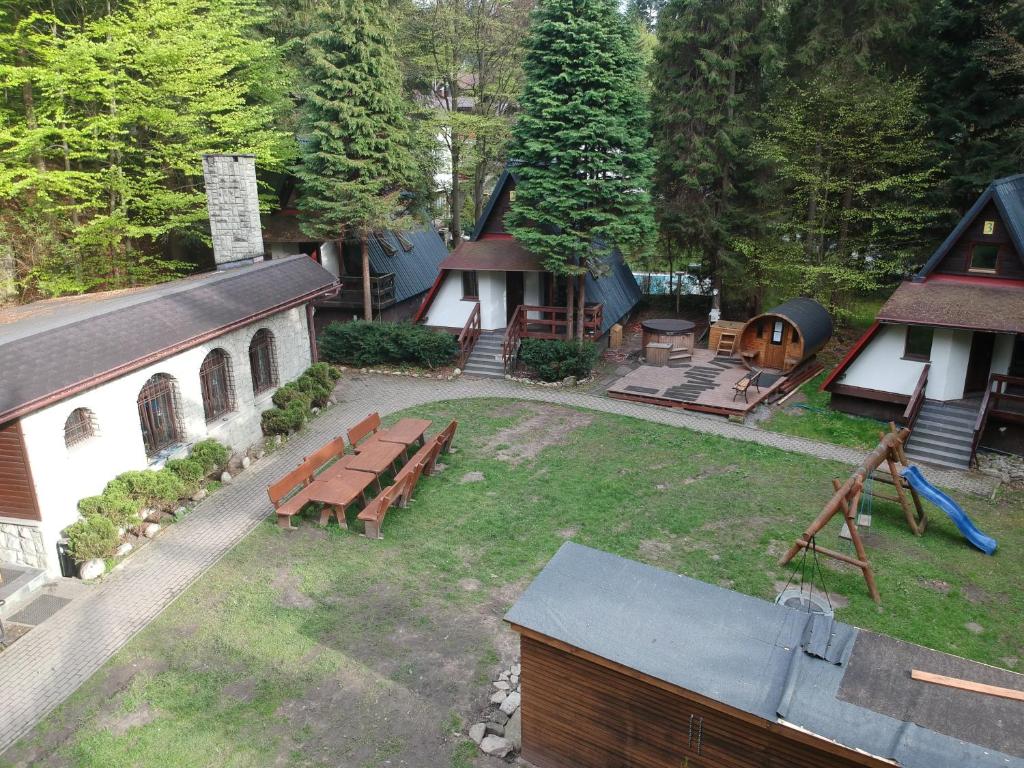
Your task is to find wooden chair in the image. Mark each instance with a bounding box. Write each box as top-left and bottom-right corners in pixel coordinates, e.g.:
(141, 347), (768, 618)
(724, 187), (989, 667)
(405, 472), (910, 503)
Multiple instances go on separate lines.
(267, 465), (315, 529)
(357, 480), (404, 539)
(733, 369), (763, 402)
(347, 412), (381, 450)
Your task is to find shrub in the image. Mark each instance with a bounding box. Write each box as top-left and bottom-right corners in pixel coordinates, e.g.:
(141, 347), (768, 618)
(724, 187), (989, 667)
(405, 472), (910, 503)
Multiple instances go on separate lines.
(518, 339), (599, 382)
(295, 371), (331, 408)
(165, 458), (205, 493)
(189, 439), (229, 474)
(66, 515), (119, 562)
(105, 469), (184, 510)
(78, 489), (140, 530)
(272, 381), (312, 410)
(306, 362), (341, 387)
(261, 400), (307, 435)
(319, 320), (458, 369)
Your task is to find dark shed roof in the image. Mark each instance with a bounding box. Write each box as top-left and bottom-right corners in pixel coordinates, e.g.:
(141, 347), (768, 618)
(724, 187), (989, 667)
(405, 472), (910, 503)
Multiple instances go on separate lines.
(367, 225), (449, 303)
(506, 543), (1024, 768)
(0, 256), (337, 423)
(878, 277), (1024, 333)
(440, 238), (544, 272)
(918, 173), (1024, 278)
(585, 249), (642, 333)
(757, 297), (833, 356)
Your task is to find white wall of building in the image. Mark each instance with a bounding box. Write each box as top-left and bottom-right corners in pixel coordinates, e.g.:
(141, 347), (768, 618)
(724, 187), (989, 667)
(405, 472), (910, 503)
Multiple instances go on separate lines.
(425, 269), (545, 331)
(992, 333), (1015, 377)
(319, 240), (342, 278)
(478, 271), (507, 329)
(424, 270), (478, 329)
(927, 328), (972, 400)
(16, 307), (311, 577)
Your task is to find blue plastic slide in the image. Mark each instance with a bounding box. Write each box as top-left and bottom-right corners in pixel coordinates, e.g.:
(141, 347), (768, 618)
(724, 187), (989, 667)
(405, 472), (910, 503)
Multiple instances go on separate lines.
(901, 466), (998, 555)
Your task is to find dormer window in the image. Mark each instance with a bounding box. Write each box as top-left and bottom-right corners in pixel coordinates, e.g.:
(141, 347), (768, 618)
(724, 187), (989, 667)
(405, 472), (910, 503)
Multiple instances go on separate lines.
(968, 244), (998, 273)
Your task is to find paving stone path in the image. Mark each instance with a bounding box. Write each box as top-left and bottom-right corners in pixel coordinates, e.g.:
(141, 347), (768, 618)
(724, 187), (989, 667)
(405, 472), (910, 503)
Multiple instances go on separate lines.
(0, 373), (999, 753)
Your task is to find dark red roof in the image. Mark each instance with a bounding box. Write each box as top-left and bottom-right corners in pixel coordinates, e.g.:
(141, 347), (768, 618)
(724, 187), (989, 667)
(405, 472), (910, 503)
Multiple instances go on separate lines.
(877, 277), (1024, 333)
(440, 237), (544, 272)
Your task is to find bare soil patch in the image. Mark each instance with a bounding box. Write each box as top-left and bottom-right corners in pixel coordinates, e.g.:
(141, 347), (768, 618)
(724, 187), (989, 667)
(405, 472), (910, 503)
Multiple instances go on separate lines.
(96, 701), (160, 737)
(272, 568), (315, 610)
(482, 404), (593, 465)
(222, 677), (259, 703)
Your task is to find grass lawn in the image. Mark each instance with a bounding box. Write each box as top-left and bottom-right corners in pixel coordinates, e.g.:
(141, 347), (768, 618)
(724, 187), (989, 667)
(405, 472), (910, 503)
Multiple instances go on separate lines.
(5, 398), (1021, 768)
(761, 372), (887, 450)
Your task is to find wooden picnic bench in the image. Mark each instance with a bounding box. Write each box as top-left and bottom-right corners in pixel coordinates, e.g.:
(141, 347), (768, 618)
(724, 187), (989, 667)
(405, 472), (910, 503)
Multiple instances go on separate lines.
(733, 369), (763, 402)
(267, 436), (348, 529)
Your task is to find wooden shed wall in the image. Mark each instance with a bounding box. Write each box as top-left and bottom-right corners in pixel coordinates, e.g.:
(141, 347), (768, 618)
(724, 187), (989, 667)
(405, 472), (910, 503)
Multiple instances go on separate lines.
(934, 202), (1024, 279)
(0, 420), (41, 521)
(519, 634), (885, 768)
(738, 316), (805, 372)
(480, 178), (514, 236)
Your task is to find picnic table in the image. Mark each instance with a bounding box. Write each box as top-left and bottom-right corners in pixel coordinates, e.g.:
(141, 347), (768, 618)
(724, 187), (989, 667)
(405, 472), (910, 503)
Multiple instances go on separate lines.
(345, 439), (408, 490)
(306, 468), (378, 527)
(374, 418), (432, 449)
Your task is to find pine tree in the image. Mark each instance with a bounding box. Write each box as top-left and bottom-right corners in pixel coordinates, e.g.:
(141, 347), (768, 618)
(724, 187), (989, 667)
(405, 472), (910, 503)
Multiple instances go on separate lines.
(295, 0), (414, 320)
(650, 0), (778, 316)
(506, 0), (654, 339)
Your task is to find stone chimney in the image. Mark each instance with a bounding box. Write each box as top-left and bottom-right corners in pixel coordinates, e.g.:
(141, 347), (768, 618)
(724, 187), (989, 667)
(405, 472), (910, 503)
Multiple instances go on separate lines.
(202, 154), (265, 269)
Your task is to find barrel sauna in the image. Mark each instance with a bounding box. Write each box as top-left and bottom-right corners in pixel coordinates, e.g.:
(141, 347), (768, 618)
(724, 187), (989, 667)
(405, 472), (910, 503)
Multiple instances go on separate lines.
(738, 298), (832, 372)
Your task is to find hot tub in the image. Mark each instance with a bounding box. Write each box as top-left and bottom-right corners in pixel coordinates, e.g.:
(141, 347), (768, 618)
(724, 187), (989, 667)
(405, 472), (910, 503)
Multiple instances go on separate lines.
(641, 318), (695, 350)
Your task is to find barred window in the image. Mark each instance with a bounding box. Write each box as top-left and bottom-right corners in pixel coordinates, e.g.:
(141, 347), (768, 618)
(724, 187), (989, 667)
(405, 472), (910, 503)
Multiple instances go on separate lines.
(137, 374), (183, 456)
(249, 329), (278, 395)
(64, 408), (97, 447)
(200, 349), (235, 422)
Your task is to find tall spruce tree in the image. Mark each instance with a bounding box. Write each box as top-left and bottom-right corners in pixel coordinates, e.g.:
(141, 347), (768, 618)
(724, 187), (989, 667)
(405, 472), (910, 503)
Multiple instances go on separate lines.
(650, 0), (778, 316)
(295, 0), (413, 320)
(506, 0), (654, 339)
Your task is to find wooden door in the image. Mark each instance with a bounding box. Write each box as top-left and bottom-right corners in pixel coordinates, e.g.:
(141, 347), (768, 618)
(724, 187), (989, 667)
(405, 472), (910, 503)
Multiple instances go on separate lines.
(965, 332), (996, 394)
(506, 271), (524, 323)
(761, 319), (787, 370)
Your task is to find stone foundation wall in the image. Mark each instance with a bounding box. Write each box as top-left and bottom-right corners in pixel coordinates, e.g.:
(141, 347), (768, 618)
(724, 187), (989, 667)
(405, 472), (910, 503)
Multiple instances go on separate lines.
(0, 522), (46, 569)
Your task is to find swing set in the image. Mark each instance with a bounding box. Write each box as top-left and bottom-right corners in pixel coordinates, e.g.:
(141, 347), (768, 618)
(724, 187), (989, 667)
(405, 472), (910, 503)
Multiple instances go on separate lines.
(779, 425), (926, 604)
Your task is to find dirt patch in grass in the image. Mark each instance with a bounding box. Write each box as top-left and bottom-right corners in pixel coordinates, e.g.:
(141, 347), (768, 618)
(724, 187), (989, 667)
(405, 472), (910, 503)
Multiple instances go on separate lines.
(682, 464), (740, 485)
(919, 578), (952, 595)
(222, 678), (259, 703)
(96, 701), (160, 737)
(272, 568), (315, 610)
(558, 526), (579, 539)
(483, 404), (593, 465)
(961, 584), (991, 604)
(638, 538), (673, 563)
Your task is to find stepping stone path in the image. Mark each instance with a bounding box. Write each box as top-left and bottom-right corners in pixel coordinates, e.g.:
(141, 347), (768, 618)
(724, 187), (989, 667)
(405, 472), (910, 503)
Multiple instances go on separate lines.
(469, 660), (522, 759)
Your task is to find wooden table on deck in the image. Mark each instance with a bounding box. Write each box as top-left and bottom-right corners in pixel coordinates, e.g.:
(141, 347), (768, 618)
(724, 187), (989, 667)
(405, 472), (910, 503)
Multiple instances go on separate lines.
(374, 418), (432, 449)
(344, 440), (407, 490)
(306, 468), (378, 527)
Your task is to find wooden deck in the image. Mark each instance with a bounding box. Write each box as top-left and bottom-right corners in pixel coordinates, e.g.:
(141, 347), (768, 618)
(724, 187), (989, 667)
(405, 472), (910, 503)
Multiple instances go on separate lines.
(606, 349), (785, 416)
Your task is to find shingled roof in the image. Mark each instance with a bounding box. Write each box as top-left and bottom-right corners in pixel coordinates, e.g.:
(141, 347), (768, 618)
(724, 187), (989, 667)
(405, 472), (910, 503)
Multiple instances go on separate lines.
(366, 225), (449, 304)
(0, 256), (337, 423)
(507, 543), (1024, 768)
(878, 276), (1024, 334)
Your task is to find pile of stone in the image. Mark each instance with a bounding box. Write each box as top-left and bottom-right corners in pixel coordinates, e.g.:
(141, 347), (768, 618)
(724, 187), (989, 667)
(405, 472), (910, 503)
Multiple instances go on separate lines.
(468, 661), (522, 759)
(977, 452), (1024, 489)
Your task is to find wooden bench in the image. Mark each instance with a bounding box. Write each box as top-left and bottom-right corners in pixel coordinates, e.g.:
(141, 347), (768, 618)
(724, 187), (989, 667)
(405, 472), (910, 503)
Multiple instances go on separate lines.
(357, 480), (405, 539)
(347, 412), (381, 450)
(267, 436), (348, 529)
(733, 369), (763, 402)
(436, 420), (458, 455)
(393, 442), (434, 507)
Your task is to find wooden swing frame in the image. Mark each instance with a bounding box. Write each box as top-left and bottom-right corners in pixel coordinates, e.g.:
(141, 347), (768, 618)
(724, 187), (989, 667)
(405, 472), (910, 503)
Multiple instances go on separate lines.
(779, 424), (926, 604)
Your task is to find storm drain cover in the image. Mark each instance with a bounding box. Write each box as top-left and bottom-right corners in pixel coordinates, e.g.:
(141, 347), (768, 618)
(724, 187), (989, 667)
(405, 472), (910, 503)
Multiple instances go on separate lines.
(9, 595), (71, 626)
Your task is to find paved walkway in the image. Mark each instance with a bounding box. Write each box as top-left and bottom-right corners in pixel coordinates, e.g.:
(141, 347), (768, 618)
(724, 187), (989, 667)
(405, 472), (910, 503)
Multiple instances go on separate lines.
(0, 373), (999, 753)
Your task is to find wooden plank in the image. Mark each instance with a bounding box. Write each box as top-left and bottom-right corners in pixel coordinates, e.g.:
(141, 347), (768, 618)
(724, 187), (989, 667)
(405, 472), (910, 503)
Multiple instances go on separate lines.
(911, 669), (1024, 702)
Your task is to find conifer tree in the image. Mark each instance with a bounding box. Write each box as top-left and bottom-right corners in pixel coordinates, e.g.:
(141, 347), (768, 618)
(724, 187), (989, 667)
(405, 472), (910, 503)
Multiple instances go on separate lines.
(506, 0), (654, 339)
(295, 0), (414, 320)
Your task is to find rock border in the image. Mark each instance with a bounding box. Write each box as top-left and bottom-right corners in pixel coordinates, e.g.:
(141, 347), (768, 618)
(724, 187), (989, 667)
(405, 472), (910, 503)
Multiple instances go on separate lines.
(339, 365), (463, 381)
(468, 660), (522, 759)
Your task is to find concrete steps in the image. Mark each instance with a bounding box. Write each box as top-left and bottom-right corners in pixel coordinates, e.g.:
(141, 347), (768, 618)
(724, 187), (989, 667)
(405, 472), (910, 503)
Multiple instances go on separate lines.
(462, 331), (507, 378)
(906, 401), (979, 470)
(0, 562), (48, 620)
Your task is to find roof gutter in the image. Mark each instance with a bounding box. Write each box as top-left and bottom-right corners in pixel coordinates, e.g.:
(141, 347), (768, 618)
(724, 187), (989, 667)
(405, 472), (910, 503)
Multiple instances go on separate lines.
(0, 279), (339, 425)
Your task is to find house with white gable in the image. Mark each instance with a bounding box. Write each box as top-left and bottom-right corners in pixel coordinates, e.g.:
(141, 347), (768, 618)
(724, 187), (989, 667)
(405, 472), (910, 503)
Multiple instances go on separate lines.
(823, 174), (1024, 468)
(0, 155), (337, 578)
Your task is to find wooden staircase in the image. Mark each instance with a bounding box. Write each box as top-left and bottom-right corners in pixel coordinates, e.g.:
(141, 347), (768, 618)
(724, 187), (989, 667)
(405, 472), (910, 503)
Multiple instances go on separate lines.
(716, 330), (737, 357)
(668, 346), (692, 366)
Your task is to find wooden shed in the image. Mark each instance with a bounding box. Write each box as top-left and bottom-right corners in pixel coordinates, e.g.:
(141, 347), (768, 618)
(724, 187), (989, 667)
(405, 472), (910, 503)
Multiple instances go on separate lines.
(738, 297), (832, 372)
(505, 542), (1024, 768)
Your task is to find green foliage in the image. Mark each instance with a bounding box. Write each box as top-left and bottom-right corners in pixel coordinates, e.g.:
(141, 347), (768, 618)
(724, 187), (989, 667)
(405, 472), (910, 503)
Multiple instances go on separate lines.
(318, 321), (458, 369)
(78, 489), (141, 531)
(295, 372), (331, 409)
(261, 400), (308, 435)
(271, 382), (312, 411)
(188, 439), (229, 475)
(762, 374), (886, 450)
(293, 0), (413, 245)
(517, 339), (598, 382)
(506, 0), (654, 312)
(165, 458), (206, 494)
(105, 470), (185, 510)
(66, 515), (120, 562)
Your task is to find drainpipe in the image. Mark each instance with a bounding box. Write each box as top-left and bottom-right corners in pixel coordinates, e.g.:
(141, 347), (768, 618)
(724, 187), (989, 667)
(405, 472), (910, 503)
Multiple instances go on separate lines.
(306, 303), (319, 363)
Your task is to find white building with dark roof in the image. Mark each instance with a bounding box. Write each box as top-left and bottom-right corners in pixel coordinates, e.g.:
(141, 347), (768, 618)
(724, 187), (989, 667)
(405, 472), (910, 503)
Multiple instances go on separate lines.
(0, 156), (337, 578)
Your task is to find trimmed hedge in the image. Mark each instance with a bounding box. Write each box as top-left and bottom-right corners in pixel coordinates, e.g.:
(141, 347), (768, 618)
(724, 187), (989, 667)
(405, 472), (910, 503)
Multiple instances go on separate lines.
(66, 515), (119, 562)
(189, 438), (229, 474)
(319, 320), (458, 369)
(260, 362), (341, 435)
(165, 458), (206, 494)
(518, 339), (599, 382)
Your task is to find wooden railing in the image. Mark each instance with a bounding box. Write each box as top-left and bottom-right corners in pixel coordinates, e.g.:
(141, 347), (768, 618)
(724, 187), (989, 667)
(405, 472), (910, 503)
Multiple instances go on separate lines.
(456, 302), (481, 369)
(323, 273), (396, 312)
(902, 363), (930, 432)
(502, 304), (603, 373)
(971, 373), (1024, 464)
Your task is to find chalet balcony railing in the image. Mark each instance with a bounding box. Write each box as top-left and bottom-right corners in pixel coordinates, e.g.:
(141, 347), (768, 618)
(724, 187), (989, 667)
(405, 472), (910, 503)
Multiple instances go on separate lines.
(971, 373), (1024, 465)
(320, 273), (396, 313)
(902, 364), (930, 432)
(502, 303), (603, 372)
(456, 302), (482, 370)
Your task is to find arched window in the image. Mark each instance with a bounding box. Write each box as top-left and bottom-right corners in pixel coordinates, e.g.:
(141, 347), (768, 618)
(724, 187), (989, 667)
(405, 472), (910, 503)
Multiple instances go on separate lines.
(64, 408), (97, 447)
(249, 329), (278, 395)
(199, 349), (235, 422)
(137, 374), (182, 456)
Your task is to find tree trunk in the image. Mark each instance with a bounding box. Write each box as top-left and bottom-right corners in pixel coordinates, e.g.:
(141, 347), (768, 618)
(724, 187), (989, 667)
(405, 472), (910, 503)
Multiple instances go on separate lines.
(667, 251), (674, 308)
(450, 139), (462, 239)
(575, 273), (586, 340)
(361, 235), (373, 321)
(565, 272), (575, 341)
